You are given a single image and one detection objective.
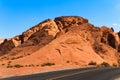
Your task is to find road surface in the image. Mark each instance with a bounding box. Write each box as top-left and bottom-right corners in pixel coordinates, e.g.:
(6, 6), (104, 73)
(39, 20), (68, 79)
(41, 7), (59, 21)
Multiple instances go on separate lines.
(1, 67), (120, 80)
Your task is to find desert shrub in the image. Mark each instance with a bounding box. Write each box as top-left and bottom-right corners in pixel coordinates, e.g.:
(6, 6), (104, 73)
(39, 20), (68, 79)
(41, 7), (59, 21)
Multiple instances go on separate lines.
(25, 65), (28, 67)
(11, 57), (16, 60)
(27, 53), (31, 55)
(28, 65), (32, 67)
(112, 63), (117, 67)
(41, 62), (55, 67)
(100, 62), (110, 67)
(30, 64), (35, 67)
(7, 66), (13, 68)
(8, 61), (12, 63)
(8, 61), (12, 66)
(66, 61), (70, 63)
(88, 61), (96, 65)
(25, 64), (35, 67)
(2, 63), (5, 66)
(14, 64), (23, 68)
(17, 56), (23, 59)
(36, 65), (39, 67)
(11, 56), (24, 60)
(28, 64), (32, 67)
(1, 56), (7, 59)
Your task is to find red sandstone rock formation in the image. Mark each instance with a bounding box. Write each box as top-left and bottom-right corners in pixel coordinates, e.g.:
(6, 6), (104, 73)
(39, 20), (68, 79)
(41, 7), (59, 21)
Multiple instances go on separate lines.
(0, 16), (120, 77)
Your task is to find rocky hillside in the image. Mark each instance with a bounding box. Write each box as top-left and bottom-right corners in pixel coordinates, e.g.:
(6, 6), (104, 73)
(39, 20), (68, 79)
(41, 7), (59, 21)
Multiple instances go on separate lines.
(0, 16), (120, 77)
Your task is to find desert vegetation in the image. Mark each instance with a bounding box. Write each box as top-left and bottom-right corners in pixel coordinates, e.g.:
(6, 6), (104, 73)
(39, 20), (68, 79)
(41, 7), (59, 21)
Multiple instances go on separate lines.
(100, 62), (110, 67)
(7, 64), (23, 68)
(41, 62), (55, 67)
(66, 61), (70, 63)
(88, 61), (97, 65)
(112, 63), (118, 67)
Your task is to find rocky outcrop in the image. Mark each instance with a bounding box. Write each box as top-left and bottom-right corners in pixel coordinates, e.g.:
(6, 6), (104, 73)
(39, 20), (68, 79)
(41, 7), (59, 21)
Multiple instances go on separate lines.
(12, 35), (22, 47)
(0, 16), (120, 63)
(22, 19), (59, 43)
(0, 16), (89, 55)
(100, 26), (119, 50)
(0, 19), (60, 54)
(54, 16), (88, 30)
(0, 39), (15, 55)
(20, 19), (60, 47)
(0, 35), (23, 55)
(88, 26), (119, 51)
(0, 39), (4, 44)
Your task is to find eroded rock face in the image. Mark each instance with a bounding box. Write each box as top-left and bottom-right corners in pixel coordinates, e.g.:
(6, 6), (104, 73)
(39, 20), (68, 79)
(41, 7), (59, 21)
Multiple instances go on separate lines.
(0, 39), (15, 55)
(12, 35), (22, 47)
(106, 33), (118, 49)
(108, 33), (116, 49)
(0, 35), (24, 55)
(88, 26), (120, 54)
(22, 19), (59, 43)
(91, 26), (118, 49)
(100, 27), (119, 50)
(54, 16), (88, 30)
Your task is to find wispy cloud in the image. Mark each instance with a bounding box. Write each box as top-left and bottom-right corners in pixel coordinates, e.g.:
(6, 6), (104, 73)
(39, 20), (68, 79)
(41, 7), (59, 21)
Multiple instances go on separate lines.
(112, 23), (120, 32)
(113, 23), (120, 27)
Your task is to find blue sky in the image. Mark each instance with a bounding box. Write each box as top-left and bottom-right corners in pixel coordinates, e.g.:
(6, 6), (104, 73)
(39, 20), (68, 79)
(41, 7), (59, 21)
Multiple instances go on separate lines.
(0, 0), (120, 38)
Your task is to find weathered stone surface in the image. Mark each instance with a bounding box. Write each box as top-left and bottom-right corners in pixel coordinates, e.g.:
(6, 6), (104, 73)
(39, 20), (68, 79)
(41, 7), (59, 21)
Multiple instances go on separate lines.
(22, 19), (59, 43)
(0, 39), (15, 55)
(0, 39), (4, 44)
(0, 19), (59, 54)
(54, 16), (88, 29)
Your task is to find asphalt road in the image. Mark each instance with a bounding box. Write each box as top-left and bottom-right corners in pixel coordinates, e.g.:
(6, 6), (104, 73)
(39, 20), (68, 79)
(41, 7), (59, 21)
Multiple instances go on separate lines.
(1, 67), (120, 80)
